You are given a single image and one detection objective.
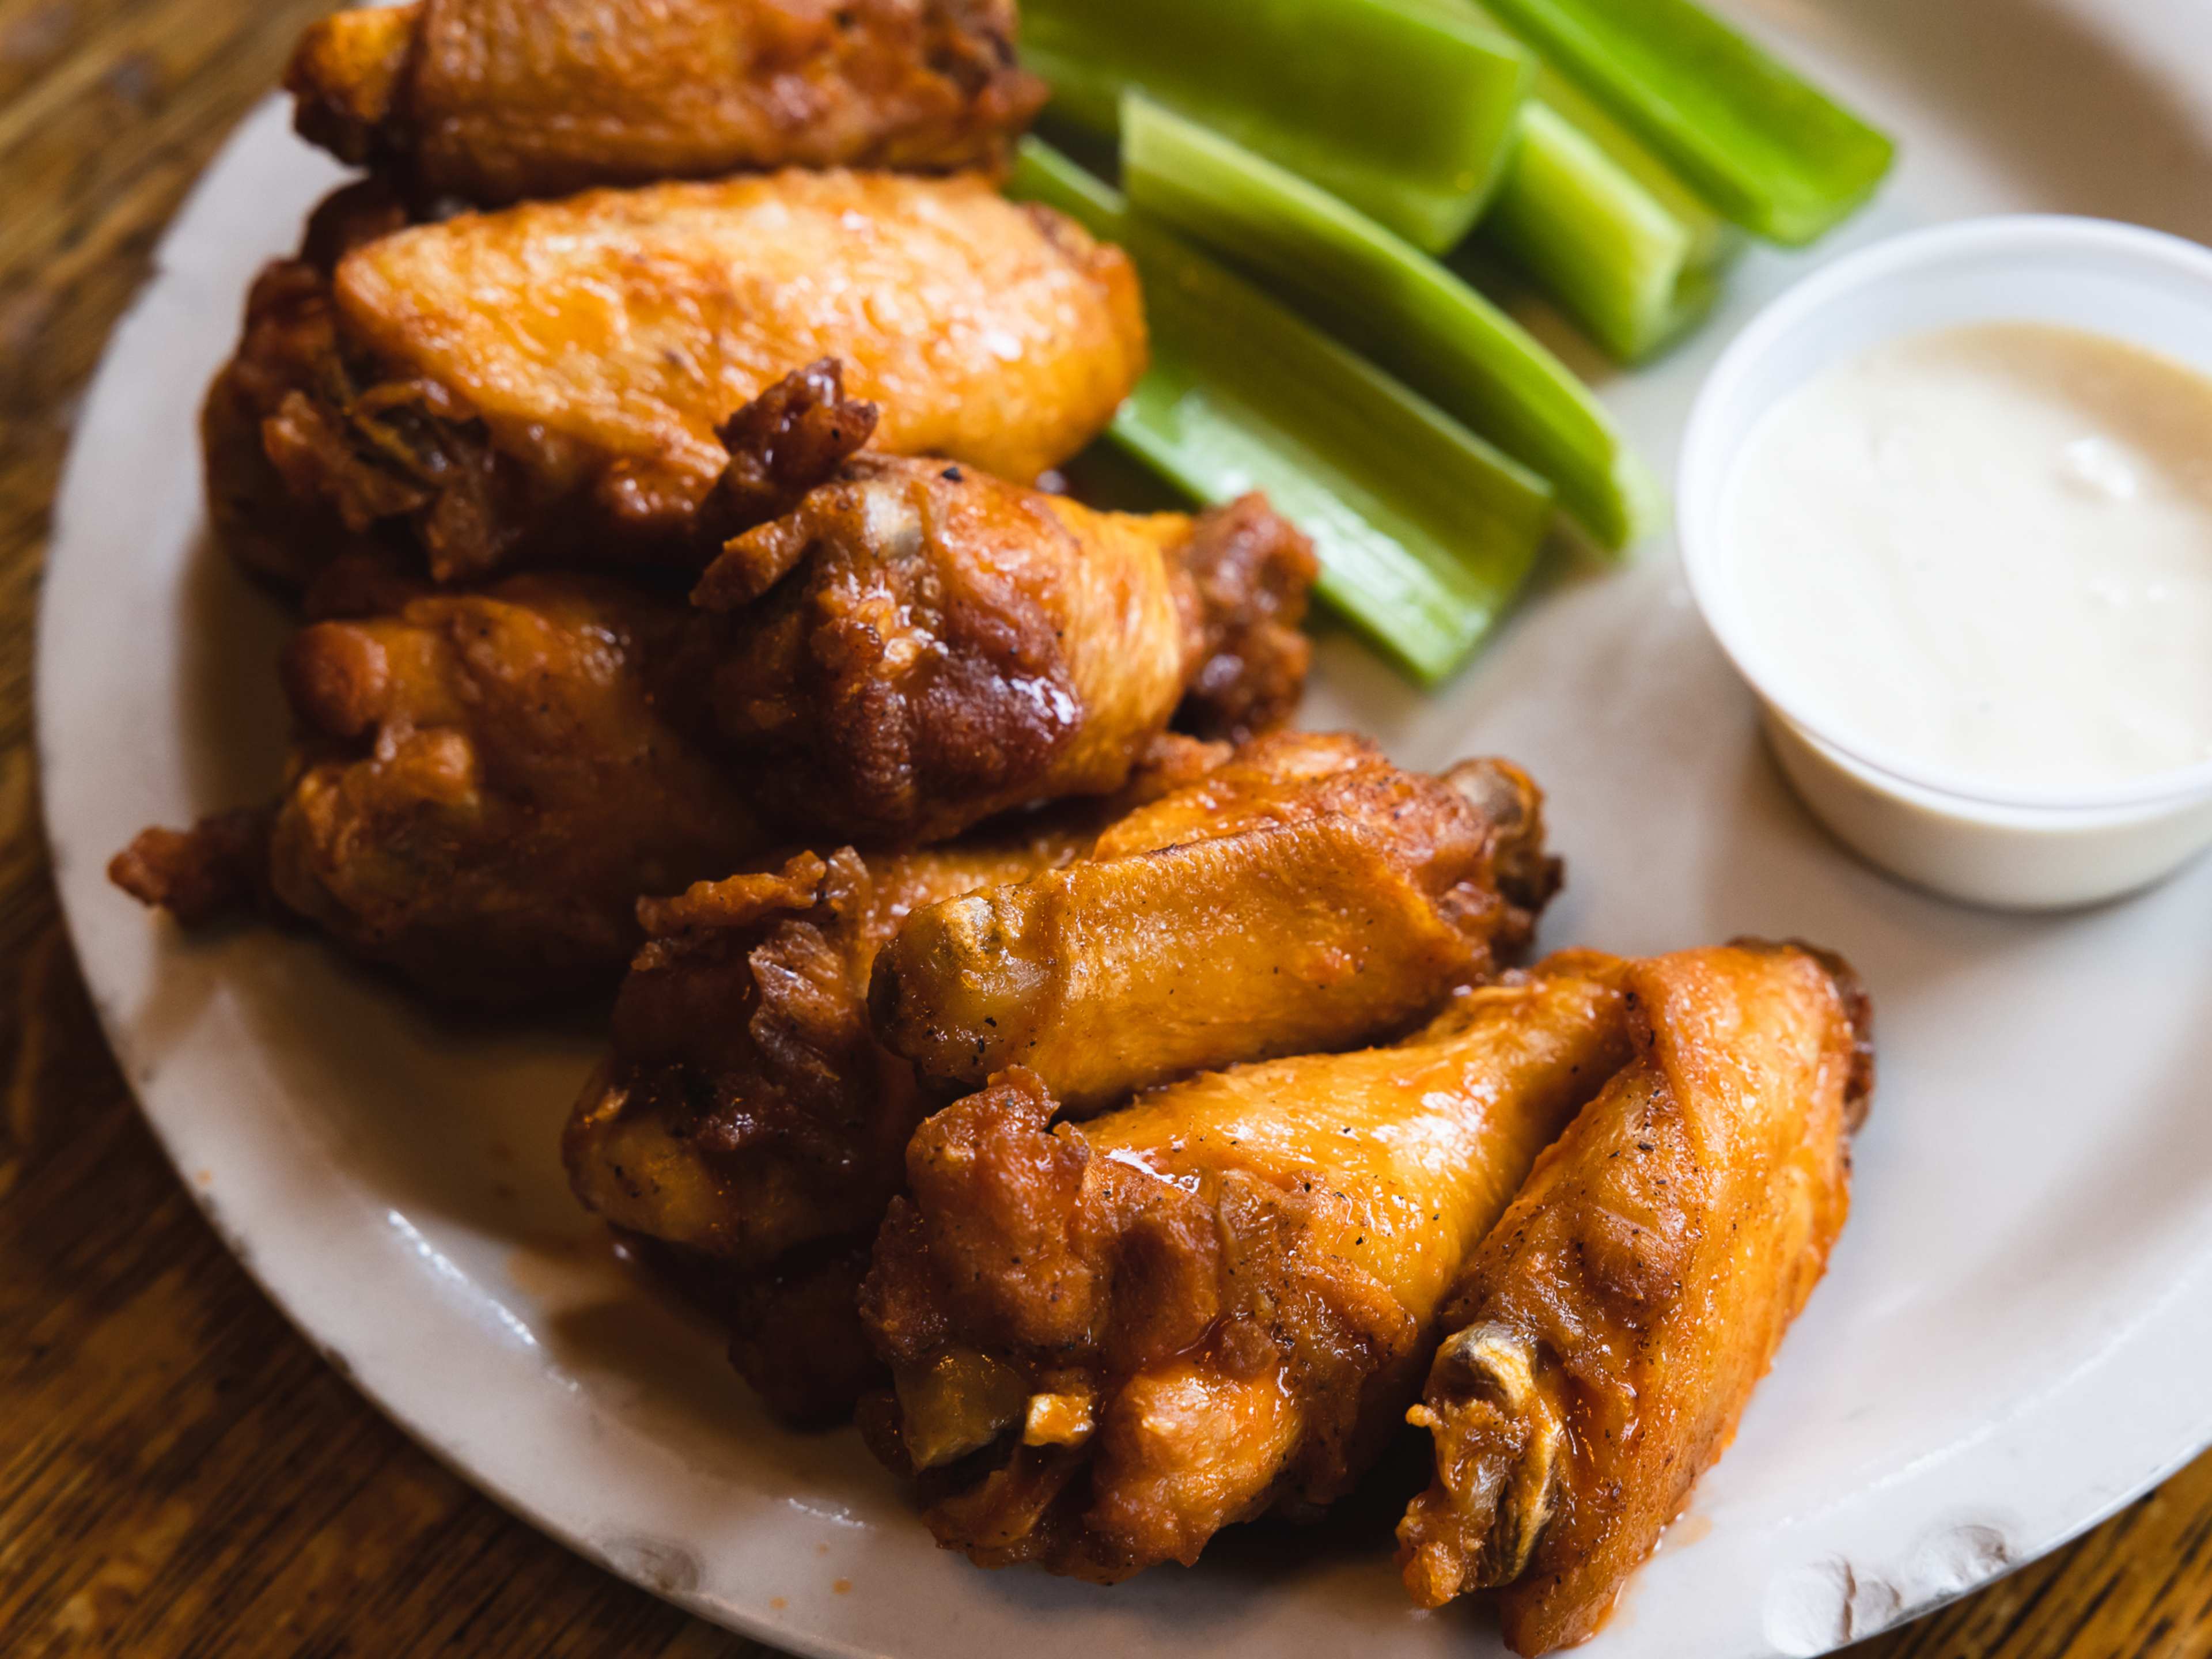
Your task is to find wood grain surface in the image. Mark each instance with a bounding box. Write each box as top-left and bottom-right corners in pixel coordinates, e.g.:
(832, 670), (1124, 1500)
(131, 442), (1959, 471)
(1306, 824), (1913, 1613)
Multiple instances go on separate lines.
(2, 3), (2210, 1656)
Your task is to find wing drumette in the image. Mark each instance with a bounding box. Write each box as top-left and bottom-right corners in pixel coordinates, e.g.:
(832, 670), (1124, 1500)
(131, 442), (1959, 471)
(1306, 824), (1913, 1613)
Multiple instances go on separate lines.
(562, 736), (1227, 1420)
(289, 0), (1046, 208)
(684, 409), (1317, 844)
(869, 730), (1560, 1111)
(566, 832), (1092, 1264)
(859, 953), (1636, 1580)
(210, 171), (1146, 588)
(112, 575), (763, 1007)
(1397, 942), (1873, 1656)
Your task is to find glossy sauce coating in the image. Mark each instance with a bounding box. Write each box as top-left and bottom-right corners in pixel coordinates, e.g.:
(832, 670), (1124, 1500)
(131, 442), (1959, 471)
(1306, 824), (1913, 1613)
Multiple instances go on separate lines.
(264, 575), (768, 1005)
(211, 173), (1150, 587)
(335, 171), (1147, 511)
(689, 460), (1313, 844)
(289, 0), (1047, 205)
(560, 734), (1229, 1422)
(861, 954), (1634, 1581)
(111, 573), (767, 1006)
(1087, 960), (1635, 1319)
(1398, 943), (1871, 1654)
(870, 730), (1558, 1109)
(564, 834), (1092, 1268)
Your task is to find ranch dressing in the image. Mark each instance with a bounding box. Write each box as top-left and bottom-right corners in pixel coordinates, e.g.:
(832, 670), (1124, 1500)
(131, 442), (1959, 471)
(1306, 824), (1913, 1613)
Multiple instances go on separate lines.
(1720, 320), (2212, 793)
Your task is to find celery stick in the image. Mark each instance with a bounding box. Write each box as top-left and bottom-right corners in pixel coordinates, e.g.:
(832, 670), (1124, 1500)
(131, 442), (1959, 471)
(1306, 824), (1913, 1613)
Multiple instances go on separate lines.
(1121, 92), (1656, 551)
(1483, 101), (1720, 362)
(1116, 371), (1529, 684)
(1019, 0), (1533, 253)
(1469, 0), (1893, 244)
(1014, 141), (1554, 685)
(1527, 59), (1734, 274)
(1480, 73), (1743, 361)
(1408, 0), (1739, 358)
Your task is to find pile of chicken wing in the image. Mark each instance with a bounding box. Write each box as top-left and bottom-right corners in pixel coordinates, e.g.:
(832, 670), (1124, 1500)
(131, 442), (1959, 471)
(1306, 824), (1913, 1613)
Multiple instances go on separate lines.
(111, 5), (1874, 1652)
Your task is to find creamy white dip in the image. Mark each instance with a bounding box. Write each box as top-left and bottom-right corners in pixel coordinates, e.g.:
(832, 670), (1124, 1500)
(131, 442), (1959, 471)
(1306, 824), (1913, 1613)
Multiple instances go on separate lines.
(1719, 320), (2212, 793)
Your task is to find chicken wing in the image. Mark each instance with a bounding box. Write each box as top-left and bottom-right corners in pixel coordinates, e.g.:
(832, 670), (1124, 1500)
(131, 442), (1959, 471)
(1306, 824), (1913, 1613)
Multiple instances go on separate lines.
(212, 171), (1146, 588)
(858, 953), (1637, 1580)
(113, 575), (764, 1007)
(202, 183), (411, 592)
(565, 834), (1089, 1266)
(561, 734), (1227, 1419)
(685, 441), (1316, 844)
(288, 0), (1046, 207)
(869, 730), (1560, 1111)
(1397, 942), (1873, 1656)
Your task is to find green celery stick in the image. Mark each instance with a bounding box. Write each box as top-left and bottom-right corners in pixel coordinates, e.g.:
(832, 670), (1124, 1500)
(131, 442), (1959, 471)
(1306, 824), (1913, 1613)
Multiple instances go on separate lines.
(1020, 0), (1533, 253)
(1014, 140), (1555, 685)
(1528, 58), (1736, 274)
(1406, 0), (1739, 358)
(1120, 91), (1657, 551)
(1468, 0), (1893, 244)
(1479, 65), (1744, 361)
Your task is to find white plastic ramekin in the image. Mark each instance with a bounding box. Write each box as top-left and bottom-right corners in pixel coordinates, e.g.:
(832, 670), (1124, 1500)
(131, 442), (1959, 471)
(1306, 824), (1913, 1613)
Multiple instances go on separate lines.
(1679, 215), (2212, 910)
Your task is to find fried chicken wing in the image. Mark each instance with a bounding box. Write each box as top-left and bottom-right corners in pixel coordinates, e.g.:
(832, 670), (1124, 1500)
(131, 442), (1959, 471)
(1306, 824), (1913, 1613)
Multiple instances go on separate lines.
(561, 734), (1227, 1420)
(870, 731), (1559, 1111)
(686, 445), (1316, 844)
(565, 839), (1074, 1426)
(213, 172), (1146, 587)
(289, 0), (1046, 207)
(1397, 943), (1873, 1655)
(565, 833), (1086, 1267)
(202, 183), (413, 592)
(858, 953), (1637, 1580)
(113, 575), (763, 1006)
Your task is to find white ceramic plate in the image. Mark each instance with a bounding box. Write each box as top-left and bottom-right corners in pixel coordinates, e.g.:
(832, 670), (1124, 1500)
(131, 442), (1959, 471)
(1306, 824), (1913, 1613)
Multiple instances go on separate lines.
(39, 4), (2212, 1655)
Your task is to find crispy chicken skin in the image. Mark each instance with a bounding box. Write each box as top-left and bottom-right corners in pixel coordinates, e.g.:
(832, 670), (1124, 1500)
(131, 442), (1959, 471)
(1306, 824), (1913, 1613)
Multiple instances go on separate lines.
(1397, 943), (1873, 1655)
(113, 575), (764, 1007)
(687, 445), (1316, 844)
(202, 183), (412, 592)
(268, 577), (770, 1003)
(870, 730), (1560, 1111)
(565, 839), (1078, 1427)
(564, 834), (1089, 1267)
(563, 736), (1227, 1421)
(211, 172), (1146, 586)
(563, 733), (1224, 1260)
(858, 953), (1637, 1580)
(289, 0), (1047, 207)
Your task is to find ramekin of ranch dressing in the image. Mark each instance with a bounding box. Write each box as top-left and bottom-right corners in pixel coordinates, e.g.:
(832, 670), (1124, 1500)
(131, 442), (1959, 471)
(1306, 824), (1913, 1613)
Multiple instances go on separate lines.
(1680, 217), (2212, 909)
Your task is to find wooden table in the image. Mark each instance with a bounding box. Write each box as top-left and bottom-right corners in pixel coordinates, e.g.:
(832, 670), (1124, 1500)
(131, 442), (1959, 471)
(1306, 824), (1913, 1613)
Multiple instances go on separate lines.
(4, 3), (2210, 1654)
